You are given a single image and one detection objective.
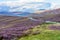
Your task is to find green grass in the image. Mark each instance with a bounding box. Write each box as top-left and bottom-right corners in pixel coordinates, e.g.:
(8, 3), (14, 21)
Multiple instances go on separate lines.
(18, 22), (60, 40)
(19, 31), (60, 40)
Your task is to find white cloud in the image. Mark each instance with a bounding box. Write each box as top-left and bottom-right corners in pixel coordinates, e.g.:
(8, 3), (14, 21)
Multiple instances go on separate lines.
(0, 0), (60, 12)
(44, 0), (60, 9)
(0, 0), (44, 5)
(0, 0), (45, 12)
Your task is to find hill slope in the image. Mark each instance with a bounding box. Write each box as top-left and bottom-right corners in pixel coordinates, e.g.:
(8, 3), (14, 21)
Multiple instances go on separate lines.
(0, 16), (44, 40)
(29, 8), (60, 22)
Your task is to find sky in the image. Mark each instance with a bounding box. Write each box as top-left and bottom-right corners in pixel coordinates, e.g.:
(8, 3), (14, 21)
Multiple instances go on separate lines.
(0, 0), (51, 12)
(0, 0), (60, 16)
(0, 0), (60, 12)
(0, 0), (59, 7)
(0, 0), (60, 4)
(0, 0), (60, 9)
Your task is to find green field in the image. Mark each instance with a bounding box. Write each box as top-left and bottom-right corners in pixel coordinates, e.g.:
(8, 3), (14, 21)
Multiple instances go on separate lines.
(18, 22), (60, 40)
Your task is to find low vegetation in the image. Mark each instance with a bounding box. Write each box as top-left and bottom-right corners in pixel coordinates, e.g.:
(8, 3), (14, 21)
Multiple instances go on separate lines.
(18, 22), (60, 40)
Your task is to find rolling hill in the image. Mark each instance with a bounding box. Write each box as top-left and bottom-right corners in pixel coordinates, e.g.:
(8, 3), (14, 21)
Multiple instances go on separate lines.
(0, 16), (44, 40)
(0, 8), (60, 40)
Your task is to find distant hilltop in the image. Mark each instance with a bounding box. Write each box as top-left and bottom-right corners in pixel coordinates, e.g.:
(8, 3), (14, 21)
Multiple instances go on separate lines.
(34, 8), (60, 14)
(29, 8), (60, 22)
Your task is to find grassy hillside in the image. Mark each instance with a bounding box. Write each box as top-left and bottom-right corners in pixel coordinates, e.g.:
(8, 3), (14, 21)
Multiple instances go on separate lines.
(18, 23), (60, 40)
(0, 8), (60, 40)
(0, 16), (44, 40)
